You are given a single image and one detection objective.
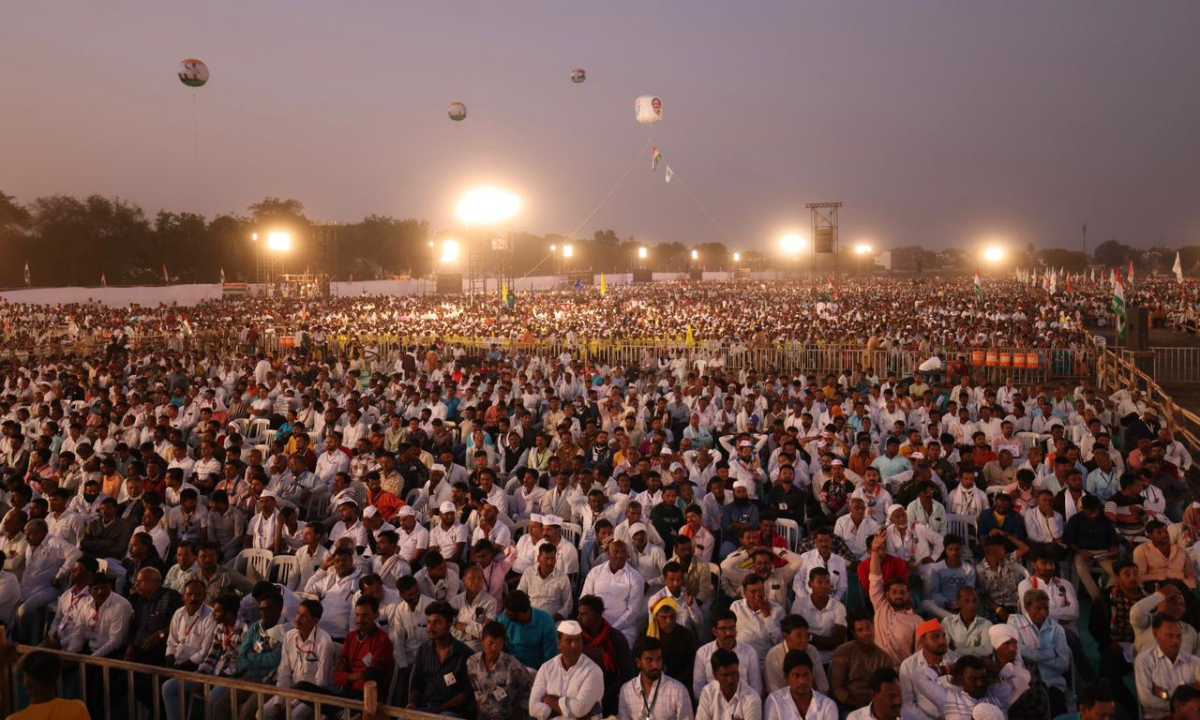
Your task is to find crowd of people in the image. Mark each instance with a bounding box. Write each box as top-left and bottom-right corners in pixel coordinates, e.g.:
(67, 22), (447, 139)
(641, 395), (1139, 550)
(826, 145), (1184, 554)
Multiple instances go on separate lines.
(2, 274), (1197, 353)
(0, 277), (1197, 720)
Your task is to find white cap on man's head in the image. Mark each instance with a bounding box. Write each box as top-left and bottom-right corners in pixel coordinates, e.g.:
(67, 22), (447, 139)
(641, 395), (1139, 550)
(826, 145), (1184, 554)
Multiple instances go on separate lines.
(557, 620), (583, 636)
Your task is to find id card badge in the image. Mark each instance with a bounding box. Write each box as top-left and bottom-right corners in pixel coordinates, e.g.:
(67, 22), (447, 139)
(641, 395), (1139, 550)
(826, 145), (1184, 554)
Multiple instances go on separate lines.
(492, 687), (507, 701)
(362, 653), (373, 667)
(443, 672), (457, 686)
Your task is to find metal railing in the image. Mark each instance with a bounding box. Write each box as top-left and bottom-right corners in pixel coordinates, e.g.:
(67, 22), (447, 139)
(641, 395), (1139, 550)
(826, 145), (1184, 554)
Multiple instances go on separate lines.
(1097, 348), (1200, 450)
(1150, 347), (1200, 384)
(0, 642), (444, 720)
(0, 327), (1099, 384)
(246, 333), (1098, 382)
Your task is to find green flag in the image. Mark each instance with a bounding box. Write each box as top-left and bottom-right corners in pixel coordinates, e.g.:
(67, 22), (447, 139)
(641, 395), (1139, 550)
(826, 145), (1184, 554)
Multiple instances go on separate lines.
(1112, 277), (1126, 340)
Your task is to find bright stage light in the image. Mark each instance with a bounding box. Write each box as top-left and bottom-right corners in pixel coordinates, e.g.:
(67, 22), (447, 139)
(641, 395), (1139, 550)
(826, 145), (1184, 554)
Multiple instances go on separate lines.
(637, 247), (649, 260)
(780, 233), (806, 256)
(982, 245), (1007, 264)
(440, 239), (461, 264)
(562, 244), (574, 258)
(732, 252), (742, 263)
(266, 231), (293, 253)
(853, 242), (874, 256)
(691, 249), (700, 261)
(456, 187), (521, 226)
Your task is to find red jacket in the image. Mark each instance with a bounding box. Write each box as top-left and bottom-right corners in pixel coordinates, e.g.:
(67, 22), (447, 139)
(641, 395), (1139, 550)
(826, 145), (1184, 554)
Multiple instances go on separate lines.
(333, 627), (395, 693)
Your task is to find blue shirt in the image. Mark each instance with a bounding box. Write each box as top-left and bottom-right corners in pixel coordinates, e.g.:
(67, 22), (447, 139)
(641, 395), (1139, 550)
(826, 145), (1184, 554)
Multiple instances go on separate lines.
(497, 609), (558, 669)
(870, 453), (911, 480)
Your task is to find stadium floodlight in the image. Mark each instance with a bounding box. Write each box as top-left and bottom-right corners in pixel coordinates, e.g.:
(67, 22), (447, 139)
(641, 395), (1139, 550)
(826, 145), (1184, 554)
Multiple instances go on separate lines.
(265, 230), (293, 253)
(562, 244), (574, 258)
(638, 247), (649, 260)
(982, 244), (1007, 264)
(853, 242), (874, 256)
(440, 239), (462, 264)
(456, 187), (521, 227)
(780, 232), (806, 256)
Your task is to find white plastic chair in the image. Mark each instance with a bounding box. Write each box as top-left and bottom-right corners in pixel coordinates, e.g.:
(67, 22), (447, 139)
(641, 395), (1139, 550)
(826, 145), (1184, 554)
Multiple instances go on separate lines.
(247, 418), (271, 443)
(237, 548), (275, 581)
(944, 512), (979, 556)
(269, 555), (299, 590)
(559, 522), (582, 547)
(774, 518), (802, 553)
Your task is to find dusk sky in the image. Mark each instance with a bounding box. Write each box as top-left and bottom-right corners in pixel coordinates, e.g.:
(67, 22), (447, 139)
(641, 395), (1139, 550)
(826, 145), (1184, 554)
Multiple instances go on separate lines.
(3, 1), (1200, 252)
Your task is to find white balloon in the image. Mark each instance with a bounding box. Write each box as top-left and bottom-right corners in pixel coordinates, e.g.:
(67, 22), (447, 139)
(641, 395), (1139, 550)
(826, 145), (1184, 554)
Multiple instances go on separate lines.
(635, 95), (662, 125)
(178, 58), (209, 88)
(448, 102), (467, 121)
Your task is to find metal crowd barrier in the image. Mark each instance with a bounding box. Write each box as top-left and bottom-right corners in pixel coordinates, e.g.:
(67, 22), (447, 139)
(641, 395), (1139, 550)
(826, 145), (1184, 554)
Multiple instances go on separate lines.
(0, 643), (445, 720)
(1150, 347), (1200, 384)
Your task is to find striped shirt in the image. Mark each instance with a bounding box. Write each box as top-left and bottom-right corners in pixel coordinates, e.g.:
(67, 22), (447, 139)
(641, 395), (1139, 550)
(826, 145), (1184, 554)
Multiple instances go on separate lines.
(1134, 646), (1200, 719)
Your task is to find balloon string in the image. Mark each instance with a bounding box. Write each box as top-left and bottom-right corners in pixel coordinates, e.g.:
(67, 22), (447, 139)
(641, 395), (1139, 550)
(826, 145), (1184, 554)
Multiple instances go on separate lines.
(565, 136), (653, 240)
(192, 93), (199, 167)
(661, 161), (726, 242)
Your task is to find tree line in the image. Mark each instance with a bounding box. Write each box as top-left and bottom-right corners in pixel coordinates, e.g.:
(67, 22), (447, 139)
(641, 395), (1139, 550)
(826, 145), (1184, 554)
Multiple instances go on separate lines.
(1, 189), (1195, 287)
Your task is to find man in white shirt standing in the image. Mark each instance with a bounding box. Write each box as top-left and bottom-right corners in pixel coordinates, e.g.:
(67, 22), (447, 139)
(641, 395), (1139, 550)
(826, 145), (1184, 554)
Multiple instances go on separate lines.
(617, 636), (693, 720)
(528, 620), (605, 720)
(580, 540), (645, 645)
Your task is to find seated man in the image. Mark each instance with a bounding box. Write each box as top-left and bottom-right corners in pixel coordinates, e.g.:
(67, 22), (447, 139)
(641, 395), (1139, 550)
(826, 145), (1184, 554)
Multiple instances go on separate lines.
(616, 637), (693, 720)
(941, 587), (992, 658)
(497, 590), (559, 671)
(467, 621), (534, 720)
(407, 601), (473, 716)
(1007, 588), (1071, 716)
(790, 566), (847, 664)
(830, 615), (895, 710)
(920, 535), (976, 619)
(266, 599), (336, 720)
(528, 620), (605, 720)
(333, 597), (395, 700)
(975, 535), (1027, 622)
(1062, 495), (1120, 602)
(1134, 520), (1197, 591)
(763, 614), (829, 695)
(1135, 614), (1200, 720)
(694, 648), (762, 720)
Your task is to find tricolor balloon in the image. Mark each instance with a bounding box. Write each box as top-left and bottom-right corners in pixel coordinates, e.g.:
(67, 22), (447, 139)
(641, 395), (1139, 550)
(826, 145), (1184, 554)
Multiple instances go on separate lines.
(448, 102), (467, 121)
(178, 58), (209, 88)
(635, 95), (662, 125)
(570, 68), (586, 84)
